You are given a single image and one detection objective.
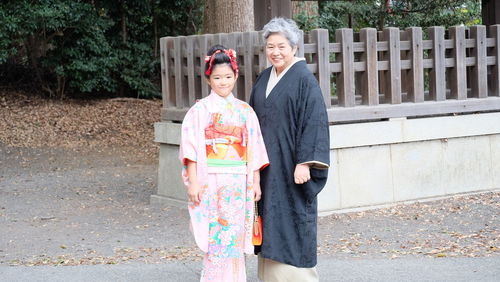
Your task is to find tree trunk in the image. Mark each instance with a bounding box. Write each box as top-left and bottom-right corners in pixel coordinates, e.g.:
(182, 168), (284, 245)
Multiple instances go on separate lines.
(482, 0), (500, 26)
(26, 33), (53, 96)
(203, 0), (254, 33)
(119, 0), (127, 97)
(378, 5), (386, 30)
(318, 0), (327, 14)
(292, 1), (318, 18)
(153, 7), (158, 58)
(121, 0), (127, 44)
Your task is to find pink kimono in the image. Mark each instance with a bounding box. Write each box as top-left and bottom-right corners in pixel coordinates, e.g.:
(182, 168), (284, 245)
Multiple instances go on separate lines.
(179, 91), (269, 281)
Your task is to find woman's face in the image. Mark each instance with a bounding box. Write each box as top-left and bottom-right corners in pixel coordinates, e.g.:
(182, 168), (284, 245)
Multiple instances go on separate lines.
(206, 64), (237, 98)
(265, 33), (297, 75)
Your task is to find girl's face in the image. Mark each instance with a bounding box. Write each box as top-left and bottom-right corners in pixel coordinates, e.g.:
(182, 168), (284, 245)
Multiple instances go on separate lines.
(206, 64), (237, 98)
(265, 33), (297, 75)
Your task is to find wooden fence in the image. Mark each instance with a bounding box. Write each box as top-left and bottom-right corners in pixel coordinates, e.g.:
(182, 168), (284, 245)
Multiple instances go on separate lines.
(160, 25), (500, 123)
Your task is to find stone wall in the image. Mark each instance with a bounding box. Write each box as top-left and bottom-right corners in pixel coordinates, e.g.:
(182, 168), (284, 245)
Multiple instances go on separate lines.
(152, 112), (500, 213)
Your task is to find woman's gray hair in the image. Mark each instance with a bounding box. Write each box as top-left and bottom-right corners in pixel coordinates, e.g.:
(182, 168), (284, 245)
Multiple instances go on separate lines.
(262, 17), (301, 47)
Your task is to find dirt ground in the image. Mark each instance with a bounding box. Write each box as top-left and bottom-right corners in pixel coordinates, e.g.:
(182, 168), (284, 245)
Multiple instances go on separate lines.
(0, 91), (499, 266)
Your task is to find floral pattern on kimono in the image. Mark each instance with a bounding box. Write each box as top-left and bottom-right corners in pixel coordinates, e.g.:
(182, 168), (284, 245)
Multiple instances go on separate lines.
(179, 91), (269, 281)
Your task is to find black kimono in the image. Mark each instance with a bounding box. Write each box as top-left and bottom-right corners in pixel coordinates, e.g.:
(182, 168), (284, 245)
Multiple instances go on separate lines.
(250, 60), (330, 268)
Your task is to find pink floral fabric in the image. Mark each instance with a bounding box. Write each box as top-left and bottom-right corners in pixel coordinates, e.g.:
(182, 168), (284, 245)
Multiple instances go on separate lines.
(179, 91), (269, 281)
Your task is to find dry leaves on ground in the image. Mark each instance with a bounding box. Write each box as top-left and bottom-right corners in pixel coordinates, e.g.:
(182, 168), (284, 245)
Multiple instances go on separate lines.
(8, 246), (204, 266)
(318, 192), (500, 259)
(0, 91), (162, 161)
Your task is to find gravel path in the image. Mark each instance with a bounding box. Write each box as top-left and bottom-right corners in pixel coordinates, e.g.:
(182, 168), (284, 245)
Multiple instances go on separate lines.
(0, 145), (196, 266)
(1, 144), (499, 267)
(2, 256), (500, 282)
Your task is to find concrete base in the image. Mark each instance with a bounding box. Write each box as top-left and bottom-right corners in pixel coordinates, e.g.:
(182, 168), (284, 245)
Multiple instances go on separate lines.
(152, 112), (500, 213)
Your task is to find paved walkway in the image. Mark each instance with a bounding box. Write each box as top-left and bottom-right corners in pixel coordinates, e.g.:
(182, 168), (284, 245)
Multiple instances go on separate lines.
(1, 145), (499, 281)
(1, 256), (500, 282)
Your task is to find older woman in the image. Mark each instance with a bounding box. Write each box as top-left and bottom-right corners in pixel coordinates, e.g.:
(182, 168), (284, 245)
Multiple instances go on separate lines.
(249, 18), (330, 282)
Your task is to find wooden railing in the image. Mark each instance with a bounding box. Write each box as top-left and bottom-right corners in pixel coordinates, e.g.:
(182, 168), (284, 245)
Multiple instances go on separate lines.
(160, 25), (500, 123)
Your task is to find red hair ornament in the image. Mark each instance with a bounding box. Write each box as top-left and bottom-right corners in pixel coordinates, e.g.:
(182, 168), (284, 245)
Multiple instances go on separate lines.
(204, 49), (238, 76)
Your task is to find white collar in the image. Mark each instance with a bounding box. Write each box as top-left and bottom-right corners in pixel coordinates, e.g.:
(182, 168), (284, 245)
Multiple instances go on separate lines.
(266, 57), (305, 97)
(271, 57), (305, 79)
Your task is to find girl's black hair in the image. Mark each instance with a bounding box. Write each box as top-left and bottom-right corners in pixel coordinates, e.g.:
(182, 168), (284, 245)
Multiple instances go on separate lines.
(204, 44), (238, 78)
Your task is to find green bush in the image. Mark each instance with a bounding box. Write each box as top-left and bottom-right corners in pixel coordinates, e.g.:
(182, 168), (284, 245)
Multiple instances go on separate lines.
(0, 0), (203, 98)
(295, 0), (481, 39)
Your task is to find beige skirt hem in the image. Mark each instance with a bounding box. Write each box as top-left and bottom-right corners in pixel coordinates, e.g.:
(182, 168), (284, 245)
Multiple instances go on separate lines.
(257, 256), (318, 282)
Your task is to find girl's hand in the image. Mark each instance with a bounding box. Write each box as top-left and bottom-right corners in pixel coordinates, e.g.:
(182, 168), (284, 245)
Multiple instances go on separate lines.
(294, 163), (311, 184)
(185, 160), (201, 205)
(253, 170), (262, 201)
(187, 182), (202, 205)
(253, 183), (262, 202)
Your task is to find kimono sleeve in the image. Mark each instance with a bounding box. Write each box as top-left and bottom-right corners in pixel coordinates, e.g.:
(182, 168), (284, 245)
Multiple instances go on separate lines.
(296, 74), (330, 201)
(296, 74), (330, 167)
(178, 107), (199, 186)
(246, 108), (269, 172)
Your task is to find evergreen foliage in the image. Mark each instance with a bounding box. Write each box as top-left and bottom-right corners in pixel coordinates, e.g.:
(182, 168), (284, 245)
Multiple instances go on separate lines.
(0, 0), (482, 98)
(0, 0), (203, 98)
(295, 0), (481, 38)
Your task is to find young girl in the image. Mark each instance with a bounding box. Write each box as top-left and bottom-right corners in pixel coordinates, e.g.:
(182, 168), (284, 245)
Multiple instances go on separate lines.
(179, 45), (269, 282)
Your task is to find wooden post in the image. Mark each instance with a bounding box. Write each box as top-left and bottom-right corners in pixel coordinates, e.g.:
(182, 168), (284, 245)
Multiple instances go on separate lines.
(237, 33), (247, 101)
(449, 26), (467, 100)
(252, 32), (264, 75)
(173, 37), (185, 108)
(186, 36), (196, 105)
(226, 32), (239, 97)
(160, 37), (172, 109)
(243, 32), (256, 102)
(311, 29), (331, 107)
(400, 30), (409, 100)
(258, 31), (268, 73)
(297, 30), (305, 58)
(383, 27), (402, 104)
(219, 33), (229, 52)
(210, 33), (220, 50)
(428, 26), (446, 101)
(470, 25), (488, 98)
(198, 35), (210, 98)
(205, 34), (219, 97)
(378, 31), (387, 102)
(254, 0), (292, 30)
(360, 28), (378, 105)
(336, 28), (355, 107)
(490, 25), (500, 97)
(405, 27), (424, 103)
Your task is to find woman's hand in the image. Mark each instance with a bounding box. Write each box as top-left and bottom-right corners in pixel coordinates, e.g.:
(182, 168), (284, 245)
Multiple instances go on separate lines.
(294, 163), (311, 184)
(187, 181), (202, 205)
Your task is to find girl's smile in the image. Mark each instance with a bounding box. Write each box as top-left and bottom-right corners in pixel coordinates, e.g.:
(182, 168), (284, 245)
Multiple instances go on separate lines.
(206, 64), (238, 98)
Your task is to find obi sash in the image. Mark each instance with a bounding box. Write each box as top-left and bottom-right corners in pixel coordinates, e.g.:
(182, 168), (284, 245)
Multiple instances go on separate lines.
(205, 113), (248, 171)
